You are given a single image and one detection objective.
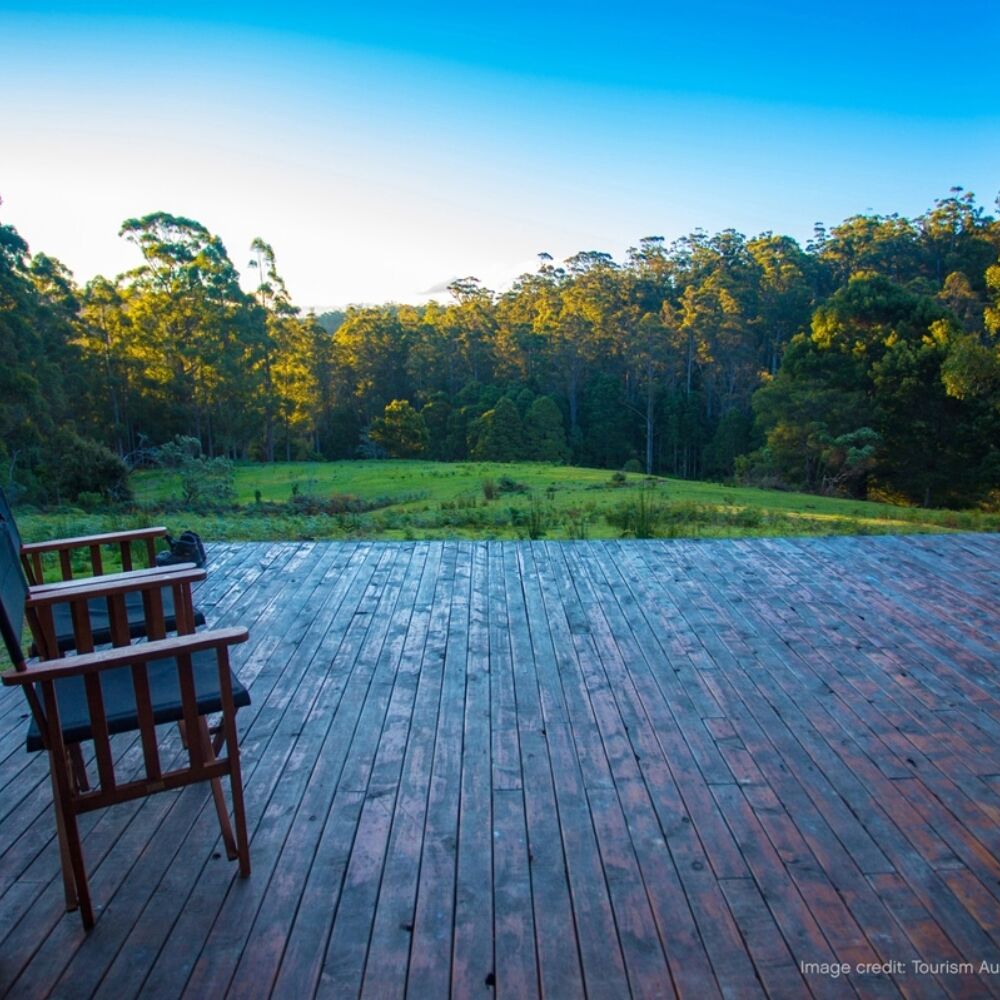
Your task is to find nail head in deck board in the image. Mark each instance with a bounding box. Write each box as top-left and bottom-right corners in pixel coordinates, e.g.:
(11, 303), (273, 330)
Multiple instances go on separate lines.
(0, 535), (998, 997)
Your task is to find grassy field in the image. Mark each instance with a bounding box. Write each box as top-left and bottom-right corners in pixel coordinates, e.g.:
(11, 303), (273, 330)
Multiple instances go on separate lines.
(14, 461), (1000, 557)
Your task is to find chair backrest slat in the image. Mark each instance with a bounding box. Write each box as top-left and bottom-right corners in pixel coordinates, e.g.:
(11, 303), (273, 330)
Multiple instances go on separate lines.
(172, 581), (194, 635)
(88, 544), (103, 576)
(108, 592), (131, 647)
(141, 588), (167, 640)
(59, 549), (73, 581)
(129, 664), (162, 782)
(176, 653), (204, 767)
(83, 674), (116, 792)
(69, 596), (95, 654)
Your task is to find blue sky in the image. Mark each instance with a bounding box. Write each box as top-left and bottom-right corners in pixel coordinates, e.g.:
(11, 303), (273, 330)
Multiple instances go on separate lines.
(2, 1), (997, 306)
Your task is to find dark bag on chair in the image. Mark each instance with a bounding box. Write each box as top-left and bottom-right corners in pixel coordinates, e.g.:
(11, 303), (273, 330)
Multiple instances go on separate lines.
(156, 530), (207, 568)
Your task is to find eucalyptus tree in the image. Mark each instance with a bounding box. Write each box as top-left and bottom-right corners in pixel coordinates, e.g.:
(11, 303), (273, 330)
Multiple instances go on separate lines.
(77, 276), (135, 455)
(333, 306), (411, 422)
(0, 214), (63, 480)
(118, 212), (256, 454)
(494, 254), (565, 386)
(815, 213), (921, 287)
(754, 273), (999, 504)
(406, 300), (467, 399)
(747, 233), (814, 373)
(556, 251), (626, 435)
(917, 187), (998, 289)
(446, 277), (497, 385)
(248, 237), (317, 460)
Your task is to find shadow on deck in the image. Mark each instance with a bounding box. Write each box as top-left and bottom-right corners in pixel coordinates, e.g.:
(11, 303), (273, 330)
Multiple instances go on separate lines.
(1, 535), (998, 998)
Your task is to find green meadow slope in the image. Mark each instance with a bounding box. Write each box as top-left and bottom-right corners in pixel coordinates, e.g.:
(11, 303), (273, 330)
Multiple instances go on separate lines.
(16, 460), (1000, 548)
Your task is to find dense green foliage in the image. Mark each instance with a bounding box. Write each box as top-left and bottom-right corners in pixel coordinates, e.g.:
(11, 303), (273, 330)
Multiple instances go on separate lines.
(3, 189), (999, 508)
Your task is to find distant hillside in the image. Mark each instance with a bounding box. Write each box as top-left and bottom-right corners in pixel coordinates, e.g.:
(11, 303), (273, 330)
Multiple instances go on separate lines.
(313, 309), (347, 333)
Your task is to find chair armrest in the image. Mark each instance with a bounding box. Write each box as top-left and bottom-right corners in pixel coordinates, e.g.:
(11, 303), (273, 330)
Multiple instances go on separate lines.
(20, 526), (169, 556)
(29, 563), (198, 594)
(25, 568), (206, 609)
(2, 628), (249, 685)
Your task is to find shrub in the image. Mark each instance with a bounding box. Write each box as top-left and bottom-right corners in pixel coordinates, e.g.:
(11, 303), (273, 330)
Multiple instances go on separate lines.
(563, 507), (590, 540)
(40, 429), (132, 504)
(605, 487), (665, 538)
(75, 491), (105, 512)
(498, 475), (528, 494)
(179, 457), (237, 507)
(482, 477), (497, 500)
(622, 459), (642, 474)
(734, 450), (789, 491)
(153, 435), (203, 468)
(526, 497), (549, 539)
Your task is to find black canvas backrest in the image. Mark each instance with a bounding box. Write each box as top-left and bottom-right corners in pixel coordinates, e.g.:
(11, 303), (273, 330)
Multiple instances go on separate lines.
(0, 487), (22, 554)
(0, 523), (27, 669)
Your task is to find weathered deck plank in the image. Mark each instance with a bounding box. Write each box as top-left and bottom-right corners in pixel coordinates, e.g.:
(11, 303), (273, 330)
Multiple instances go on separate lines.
(0, 534), (998, 998)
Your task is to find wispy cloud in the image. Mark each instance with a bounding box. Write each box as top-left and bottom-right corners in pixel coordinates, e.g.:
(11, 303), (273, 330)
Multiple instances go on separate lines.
(418, 279), (458, 296)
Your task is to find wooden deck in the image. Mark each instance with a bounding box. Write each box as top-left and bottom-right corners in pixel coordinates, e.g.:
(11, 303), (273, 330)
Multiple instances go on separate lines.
(0, 535), (998, 998)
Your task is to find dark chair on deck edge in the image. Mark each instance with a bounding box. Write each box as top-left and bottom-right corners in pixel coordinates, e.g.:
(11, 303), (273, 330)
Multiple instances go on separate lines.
(0, 527), (252, 929)
(0, 487), (206, 655)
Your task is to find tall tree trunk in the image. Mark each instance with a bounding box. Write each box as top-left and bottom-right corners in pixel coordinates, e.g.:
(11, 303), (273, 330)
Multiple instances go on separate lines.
(645, 370), (654, 475)
(567, 362), (579, 431)
(263, 349), (275, 462)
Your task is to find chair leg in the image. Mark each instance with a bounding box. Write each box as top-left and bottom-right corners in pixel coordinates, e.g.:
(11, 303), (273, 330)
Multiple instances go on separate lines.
(48, 756), (77, 912)
(198, 720), (238, 861)
(216, 705), (251, 878)
(228, 738), (251, 878)
(49, 750), (94, 928)
(61, 806), (94, 930)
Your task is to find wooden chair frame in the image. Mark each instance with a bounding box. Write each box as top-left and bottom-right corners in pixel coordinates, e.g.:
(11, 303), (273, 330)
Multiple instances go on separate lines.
(0, 483), (171, 586)
(19, 526), (169, 586)
(0, 496), (207, 656)
(24, 568), (203, 659)
(0, 550), (252, 930)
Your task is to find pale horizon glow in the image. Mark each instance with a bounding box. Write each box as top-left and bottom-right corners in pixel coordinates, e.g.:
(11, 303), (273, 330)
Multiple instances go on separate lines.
(2, 3), (998, 309)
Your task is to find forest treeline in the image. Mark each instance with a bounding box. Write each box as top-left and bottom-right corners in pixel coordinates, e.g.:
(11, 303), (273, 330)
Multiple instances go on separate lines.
(2, 189), (999, 509)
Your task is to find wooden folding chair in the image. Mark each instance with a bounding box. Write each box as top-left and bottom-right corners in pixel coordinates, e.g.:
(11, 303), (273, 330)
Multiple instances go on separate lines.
(0, 485), (170, 586)
(0, 486), (206, 654)
(0, 528), (252, 929)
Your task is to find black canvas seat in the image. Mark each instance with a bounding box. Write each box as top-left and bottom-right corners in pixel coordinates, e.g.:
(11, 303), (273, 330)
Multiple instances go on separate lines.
(34, 590), (207, 656)
(25, 646), (251, 751)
